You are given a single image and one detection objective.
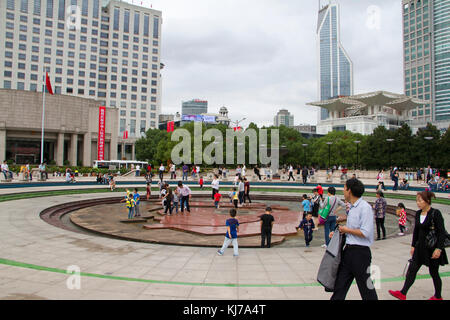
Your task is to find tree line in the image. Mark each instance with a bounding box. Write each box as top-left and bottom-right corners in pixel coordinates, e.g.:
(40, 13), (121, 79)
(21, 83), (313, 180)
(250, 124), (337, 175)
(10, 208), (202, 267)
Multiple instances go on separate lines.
(135, 122), (449, 172)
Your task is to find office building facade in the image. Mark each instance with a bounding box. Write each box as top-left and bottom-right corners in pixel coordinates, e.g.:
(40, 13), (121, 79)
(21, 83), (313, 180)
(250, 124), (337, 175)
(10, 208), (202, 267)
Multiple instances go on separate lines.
(317, 1), (354, 121)
(274, 109), (294, 128)
(402, 0), (450, 122)
(0, 0), (163, 160)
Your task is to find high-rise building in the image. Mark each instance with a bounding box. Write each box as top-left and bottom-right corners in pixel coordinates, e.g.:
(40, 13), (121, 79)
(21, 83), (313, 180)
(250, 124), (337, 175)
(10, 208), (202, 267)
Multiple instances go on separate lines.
(0, 0), (163, 160)
(316, 1), (354, 121)
(402, 0), (450, 122)
(182, 99), (208, 116)
(274, 109), (294, 128)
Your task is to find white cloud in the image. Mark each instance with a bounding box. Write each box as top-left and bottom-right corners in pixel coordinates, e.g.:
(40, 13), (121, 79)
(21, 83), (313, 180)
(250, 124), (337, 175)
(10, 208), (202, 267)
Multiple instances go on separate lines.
(136, 0), (404, 128)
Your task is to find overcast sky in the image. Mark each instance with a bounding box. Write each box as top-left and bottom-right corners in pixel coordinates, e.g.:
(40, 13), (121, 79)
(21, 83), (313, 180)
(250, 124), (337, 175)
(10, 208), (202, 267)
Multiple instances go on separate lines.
(126, 0), (404, 128)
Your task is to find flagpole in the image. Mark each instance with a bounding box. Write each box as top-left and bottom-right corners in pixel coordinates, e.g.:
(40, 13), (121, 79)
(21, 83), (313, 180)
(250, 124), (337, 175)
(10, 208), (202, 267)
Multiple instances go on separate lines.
(40, 73), (46, 165)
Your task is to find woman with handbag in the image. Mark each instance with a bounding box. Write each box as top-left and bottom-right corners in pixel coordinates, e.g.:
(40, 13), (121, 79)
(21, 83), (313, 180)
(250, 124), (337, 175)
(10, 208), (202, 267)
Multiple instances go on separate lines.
(319, 187), (346, 248)
(389, 191), (448, 300)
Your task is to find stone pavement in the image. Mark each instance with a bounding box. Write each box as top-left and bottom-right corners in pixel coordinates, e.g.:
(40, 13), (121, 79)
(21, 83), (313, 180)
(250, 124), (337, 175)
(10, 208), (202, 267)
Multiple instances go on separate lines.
(0, 189), (448, 300)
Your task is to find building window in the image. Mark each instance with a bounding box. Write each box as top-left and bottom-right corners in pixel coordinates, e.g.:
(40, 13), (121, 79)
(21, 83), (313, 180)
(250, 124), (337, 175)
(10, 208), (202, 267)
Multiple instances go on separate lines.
(134, 12), (140, 35)
(21, 0), (29, 13)
(58, 0), (65, 20)
(153, 17), (159, 38)
(124, 10), (130, 33)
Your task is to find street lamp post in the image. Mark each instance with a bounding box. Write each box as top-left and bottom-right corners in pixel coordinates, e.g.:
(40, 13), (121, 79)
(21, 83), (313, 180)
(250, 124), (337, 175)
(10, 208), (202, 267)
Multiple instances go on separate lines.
(326, 142), (333, 169)
(386, 138), (394, 168)
(302, 144), (308, 166)
(354, 140), (361, 170)
(232, 117), (246, 131)
(424, 136), (433, 167)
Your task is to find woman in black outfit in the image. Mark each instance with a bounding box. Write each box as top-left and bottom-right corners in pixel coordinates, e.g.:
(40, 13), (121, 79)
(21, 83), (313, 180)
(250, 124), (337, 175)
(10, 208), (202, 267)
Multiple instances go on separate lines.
(389, 191), (448, 300)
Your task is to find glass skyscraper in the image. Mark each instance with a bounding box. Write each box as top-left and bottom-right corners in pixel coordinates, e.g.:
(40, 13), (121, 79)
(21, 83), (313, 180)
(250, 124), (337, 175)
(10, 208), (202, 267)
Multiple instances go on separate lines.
(402, 0), (450, 122)
(317, 1), (353, 120)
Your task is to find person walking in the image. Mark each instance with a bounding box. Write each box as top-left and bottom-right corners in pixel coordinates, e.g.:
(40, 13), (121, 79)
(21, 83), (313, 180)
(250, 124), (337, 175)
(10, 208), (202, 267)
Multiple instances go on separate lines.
(244, 177), (252, 204)
(146, 182), (151, 200)
(298, 212), (315, 247)
(182, 163), (189, 181)
(163, 187), (173, 215)
(320, 187), (346, 248)
(254, 166), (262, 180)
(396, 203), (408, 236)
(288, 164), (295, 181)
(373, 190), (387, 240)
(392, 166), (399, 191)
(329, 178), (379, 300)
(170, 163), (176, 180)
(237, 178), (245, 207)
(177, 181), (192, 214)
(377, 170), (386, 191)
(389, 191), (448, 300)
(133, 188), (141, 217)
(217, 209), (240, 257)
(135, 164), (141, 177)
(159, 163), (165, 182)
(211, 174), (220, 200)
(260, 206), (275, 248)
(302, 166), (309, 184)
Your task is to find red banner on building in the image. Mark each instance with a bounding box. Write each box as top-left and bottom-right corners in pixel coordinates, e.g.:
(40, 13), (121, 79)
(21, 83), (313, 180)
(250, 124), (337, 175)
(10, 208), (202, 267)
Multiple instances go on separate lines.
(98, 106), (106, 161)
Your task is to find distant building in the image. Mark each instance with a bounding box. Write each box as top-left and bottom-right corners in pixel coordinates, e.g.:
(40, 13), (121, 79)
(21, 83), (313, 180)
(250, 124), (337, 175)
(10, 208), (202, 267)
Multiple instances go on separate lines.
(274, 109), (294, 128)
(317, 1), (354, 121)
(308, 91), (428, 135)
(158, 112), (181, 130)
(181, 99), (208, 126)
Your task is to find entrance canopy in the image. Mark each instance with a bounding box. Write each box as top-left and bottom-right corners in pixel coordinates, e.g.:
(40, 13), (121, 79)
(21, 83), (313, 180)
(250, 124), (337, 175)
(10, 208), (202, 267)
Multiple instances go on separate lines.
(307, 91), (428, 113)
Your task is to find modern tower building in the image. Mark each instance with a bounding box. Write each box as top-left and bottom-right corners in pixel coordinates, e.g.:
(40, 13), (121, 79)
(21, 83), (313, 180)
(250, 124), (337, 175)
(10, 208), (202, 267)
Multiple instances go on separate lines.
(0, 0), (163, 160)
(402, 0), (450, 123)
(273, 109), (294, 128)
(316, 1), (354, 121)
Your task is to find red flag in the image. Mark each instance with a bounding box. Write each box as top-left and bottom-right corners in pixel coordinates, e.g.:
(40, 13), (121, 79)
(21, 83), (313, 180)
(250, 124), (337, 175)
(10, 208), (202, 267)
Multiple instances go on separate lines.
(167, 121), (174, 133)
(123, 130), (129, 139)
(233, 126), (242, 132)
(45, 72), (54, 95)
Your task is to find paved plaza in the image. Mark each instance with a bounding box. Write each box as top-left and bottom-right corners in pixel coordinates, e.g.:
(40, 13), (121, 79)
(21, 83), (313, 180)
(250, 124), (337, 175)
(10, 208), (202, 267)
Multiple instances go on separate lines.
(0, 176), (448, 300)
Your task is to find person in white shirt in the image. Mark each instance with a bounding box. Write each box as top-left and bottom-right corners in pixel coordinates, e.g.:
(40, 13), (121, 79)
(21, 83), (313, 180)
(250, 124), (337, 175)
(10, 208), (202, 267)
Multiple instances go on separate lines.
(159, 164), (165, 182)
(135, 165), (140, 177)
(1, 161), (12, 180)
(177, 181), (192, 213)
(211, 174), (220, 200)
(170, 164), (176, 180)
(242, 165), (246, 177)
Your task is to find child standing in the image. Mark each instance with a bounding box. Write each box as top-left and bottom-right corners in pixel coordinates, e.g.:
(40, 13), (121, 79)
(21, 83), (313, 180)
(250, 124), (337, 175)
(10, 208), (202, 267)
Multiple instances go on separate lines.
(133, 188), (141, 217)
(229, 188), (239, 208)
(172, 188), (179, 214)
(217, 209), (240, 257)
(301, 194), (312, 221)
(124, 194), (135, 219)
(146, 182), (151, 200)
(396, 203), (407, 236)
(298, 212), (315, 247)
(199, 176), (204, 189)
(214, 191), (222, 209)
(260, 206), (275, 248)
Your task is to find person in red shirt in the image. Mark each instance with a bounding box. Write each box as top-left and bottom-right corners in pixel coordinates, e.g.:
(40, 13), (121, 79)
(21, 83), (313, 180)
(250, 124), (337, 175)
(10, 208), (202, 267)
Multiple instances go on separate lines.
(199, 176), (204, 189)
(214, 191), (222, 209)
(316, 184), (324, 199)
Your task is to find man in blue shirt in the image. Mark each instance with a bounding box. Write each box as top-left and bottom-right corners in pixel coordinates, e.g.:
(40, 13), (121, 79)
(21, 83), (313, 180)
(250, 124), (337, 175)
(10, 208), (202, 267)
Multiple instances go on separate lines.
(329, 178), (378, 300)
(217, 209), (239, 257)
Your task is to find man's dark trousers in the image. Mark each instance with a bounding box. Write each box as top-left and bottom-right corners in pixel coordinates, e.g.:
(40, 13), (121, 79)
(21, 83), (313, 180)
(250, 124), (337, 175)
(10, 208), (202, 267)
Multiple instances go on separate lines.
(330, 245), (378, 300)
(180, 196), (190, 213)
(261, 228), (272, 248)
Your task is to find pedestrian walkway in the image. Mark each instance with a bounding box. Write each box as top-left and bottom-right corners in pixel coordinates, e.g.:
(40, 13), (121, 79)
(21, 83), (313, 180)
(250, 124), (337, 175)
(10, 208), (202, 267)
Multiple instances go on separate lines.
(0, 191), (448, 300)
